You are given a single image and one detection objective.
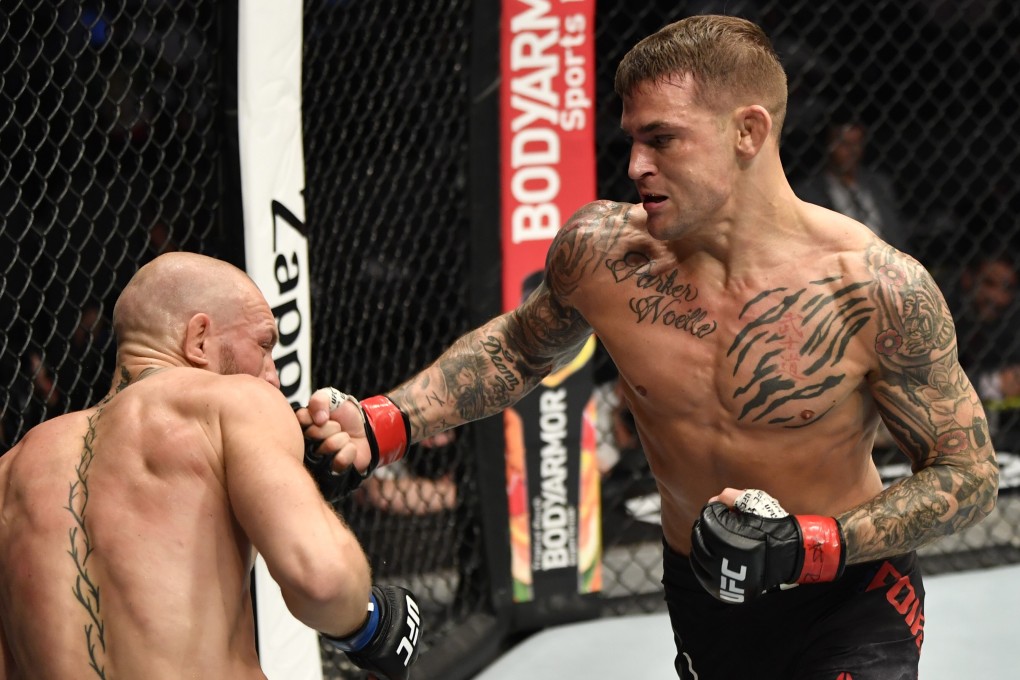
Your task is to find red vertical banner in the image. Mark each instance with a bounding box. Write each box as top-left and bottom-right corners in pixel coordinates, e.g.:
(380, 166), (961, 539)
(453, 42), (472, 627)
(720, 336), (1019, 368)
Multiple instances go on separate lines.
(500, 0), (597, 312)
(500, 0), (600, 608)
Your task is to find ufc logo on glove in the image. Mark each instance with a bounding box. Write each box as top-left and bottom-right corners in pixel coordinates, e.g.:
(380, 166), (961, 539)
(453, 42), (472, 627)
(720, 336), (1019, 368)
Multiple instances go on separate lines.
(397, 594), (421, 666)
(325, 585), (422, 680)
(691, 489), (846, 604)
(719, 558), (748, 603)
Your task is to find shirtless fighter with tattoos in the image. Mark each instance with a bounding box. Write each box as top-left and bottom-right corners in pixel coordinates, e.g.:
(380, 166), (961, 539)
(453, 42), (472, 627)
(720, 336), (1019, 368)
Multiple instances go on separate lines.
(0, 253), (421, 680)
(302, 15), (998, 679)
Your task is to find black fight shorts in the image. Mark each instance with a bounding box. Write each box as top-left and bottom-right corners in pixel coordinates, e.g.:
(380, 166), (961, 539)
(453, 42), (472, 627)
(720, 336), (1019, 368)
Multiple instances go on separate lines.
(663, 539), (924, 680)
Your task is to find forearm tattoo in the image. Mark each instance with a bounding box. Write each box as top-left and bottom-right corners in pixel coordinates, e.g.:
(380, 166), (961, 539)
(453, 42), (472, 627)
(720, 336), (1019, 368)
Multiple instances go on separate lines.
(391, 203), (621, 441)
(839, 244), (998, 562)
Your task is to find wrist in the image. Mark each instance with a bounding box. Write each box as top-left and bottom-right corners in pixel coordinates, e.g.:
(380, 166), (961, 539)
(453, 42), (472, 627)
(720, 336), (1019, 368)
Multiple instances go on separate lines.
(324, 591), (381, 652)
(794, 515), (846, 584)
(360, 396), (411, 466)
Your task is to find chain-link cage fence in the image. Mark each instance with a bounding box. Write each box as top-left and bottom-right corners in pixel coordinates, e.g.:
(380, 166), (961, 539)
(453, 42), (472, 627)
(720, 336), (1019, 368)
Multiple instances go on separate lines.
(1, 3), (228, 448)
(302, 1), (493, 677)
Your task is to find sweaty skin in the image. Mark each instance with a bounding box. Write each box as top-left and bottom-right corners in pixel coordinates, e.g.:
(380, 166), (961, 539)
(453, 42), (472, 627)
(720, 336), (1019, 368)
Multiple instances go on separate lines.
(373, 199), (997, 561)
(308, 68), (996, 567)
(547, 200), (997, 558)
(0, 254), (370, 680)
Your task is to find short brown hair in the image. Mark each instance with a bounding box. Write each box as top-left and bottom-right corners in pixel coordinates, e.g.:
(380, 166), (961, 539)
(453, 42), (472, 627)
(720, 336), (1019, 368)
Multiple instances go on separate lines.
(614, 15), (788, 136)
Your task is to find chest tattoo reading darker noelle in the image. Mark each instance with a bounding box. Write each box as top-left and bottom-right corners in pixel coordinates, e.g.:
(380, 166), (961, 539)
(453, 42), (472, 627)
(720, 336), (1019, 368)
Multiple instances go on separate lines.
(606, 252), (717, 338)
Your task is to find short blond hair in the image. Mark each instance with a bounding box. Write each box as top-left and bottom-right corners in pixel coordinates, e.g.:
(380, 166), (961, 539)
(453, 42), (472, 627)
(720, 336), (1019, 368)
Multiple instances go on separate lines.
(615, 15), (788, 136)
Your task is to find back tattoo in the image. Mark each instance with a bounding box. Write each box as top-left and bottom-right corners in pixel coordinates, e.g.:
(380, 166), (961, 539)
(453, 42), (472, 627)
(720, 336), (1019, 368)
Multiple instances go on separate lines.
(65, 366), (136, 679)
(67, 408), (109, 680)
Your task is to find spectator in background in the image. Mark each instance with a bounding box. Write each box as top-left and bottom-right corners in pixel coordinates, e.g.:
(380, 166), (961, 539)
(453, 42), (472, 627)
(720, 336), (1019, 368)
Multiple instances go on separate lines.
(954, 250), (1020, 453)
(65, 301), (117, 409)
(1, 304), (116, 452)
(147, 218), (180, 256)
(795, 119), (911, 252)
(356, 454), (457, 515)
(10, 349), (69, 436)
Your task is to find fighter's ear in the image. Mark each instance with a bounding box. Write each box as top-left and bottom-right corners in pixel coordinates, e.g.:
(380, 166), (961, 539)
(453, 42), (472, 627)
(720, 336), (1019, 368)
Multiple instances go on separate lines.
(734, 104), (772, 159)
(183, 312), (212, 367)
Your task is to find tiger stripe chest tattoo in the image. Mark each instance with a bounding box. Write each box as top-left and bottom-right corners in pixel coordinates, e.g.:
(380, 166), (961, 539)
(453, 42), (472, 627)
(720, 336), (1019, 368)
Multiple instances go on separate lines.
(599, 249), (878, 427)
(727, 278), (875, 425)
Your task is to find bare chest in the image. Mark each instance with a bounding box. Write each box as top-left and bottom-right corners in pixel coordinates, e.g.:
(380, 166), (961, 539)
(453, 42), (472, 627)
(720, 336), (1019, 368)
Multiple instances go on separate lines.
(582, 252), (877, 428)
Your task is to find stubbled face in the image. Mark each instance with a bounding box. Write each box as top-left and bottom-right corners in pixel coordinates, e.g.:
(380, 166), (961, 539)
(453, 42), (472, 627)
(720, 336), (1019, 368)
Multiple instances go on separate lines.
(212, 288), (281, 388)
(621, 77), (735, 240)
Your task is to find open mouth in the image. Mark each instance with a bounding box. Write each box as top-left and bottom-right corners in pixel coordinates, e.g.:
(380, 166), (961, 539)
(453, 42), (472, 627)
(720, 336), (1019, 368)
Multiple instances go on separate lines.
(642, 193), (667, 205)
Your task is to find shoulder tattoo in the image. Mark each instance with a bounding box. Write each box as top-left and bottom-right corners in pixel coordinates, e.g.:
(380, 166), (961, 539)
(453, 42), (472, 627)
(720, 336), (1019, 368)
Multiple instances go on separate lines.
(546, 201), (633, 299)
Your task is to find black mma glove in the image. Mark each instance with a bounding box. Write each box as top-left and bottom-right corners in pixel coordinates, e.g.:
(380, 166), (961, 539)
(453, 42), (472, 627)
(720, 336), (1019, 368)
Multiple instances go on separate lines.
(324, 585), (422, 680)
(300, 391), (411, 503)
(301, 440), (366, 503)
(690, 490), (846, 604)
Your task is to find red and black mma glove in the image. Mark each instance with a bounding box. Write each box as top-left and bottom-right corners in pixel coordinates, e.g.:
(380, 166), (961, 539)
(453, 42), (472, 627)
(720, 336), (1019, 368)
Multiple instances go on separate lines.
(323, 585), (422, 680)
(689, 501), (846, 604)
(359, 395), (412, 470)
(301, 393), (411, 503)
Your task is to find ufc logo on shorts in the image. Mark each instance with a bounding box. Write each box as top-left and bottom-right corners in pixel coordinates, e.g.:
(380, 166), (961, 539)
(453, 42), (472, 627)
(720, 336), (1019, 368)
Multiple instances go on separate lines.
(719, 558), (747, 603)
(396, 594), (421, 666)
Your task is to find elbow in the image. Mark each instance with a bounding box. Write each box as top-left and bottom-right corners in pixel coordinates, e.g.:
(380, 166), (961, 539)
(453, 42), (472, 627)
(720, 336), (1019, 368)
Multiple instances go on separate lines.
(297, 550), (370, 606)
(962, 448), (999, 526)
(979, 458), (999, 520)
(277, 539), (373, 635)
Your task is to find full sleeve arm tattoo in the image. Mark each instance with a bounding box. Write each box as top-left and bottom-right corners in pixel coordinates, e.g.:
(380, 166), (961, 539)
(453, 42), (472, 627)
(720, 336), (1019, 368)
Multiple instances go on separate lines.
(839, 245), (998, 563)
(386, 202), (630, 442)
(387, 295), (591, 442)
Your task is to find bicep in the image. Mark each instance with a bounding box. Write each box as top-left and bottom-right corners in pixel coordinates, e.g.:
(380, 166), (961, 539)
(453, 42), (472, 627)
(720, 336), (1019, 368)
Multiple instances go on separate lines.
(504, 282), (592, 374)
(220, 383), (350, 574)
(871, 352), (987, 471)
(865, 247), (991, 470)
(501, 202), (625, 372)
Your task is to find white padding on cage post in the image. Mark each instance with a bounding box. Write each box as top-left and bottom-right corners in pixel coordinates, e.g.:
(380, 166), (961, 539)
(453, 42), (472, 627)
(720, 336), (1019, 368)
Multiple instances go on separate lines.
(237, 1), (320, 678)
